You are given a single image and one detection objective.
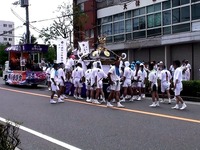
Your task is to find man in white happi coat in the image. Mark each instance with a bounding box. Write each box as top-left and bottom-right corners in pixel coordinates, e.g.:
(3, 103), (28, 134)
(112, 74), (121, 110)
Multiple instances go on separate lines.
(72, 63), (84, 99)
(107, 58), (124, 108)
(160, 66), (172, 104)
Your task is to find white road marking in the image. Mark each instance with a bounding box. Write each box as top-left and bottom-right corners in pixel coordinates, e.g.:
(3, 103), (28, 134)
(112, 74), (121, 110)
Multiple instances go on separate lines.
(0, 117), (82, 150)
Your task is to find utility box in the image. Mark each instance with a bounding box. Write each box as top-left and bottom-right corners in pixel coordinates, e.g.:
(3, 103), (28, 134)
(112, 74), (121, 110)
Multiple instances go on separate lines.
(20, 0), (29, 7)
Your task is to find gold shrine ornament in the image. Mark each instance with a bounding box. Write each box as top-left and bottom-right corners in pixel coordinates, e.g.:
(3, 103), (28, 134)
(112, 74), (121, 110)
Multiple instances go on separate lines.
(104, 50), (110, 57)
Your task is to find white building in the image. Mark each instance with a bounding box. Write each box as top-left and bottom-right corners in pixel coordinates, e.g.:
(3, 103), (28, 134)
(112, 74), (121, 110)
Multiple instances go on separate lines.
(0, 20), (15, 45)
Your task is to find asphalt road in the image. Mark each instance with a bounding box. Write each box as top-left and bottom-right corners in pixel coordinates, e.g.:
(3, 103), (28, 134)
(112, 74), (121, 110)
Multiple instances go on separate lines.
(0, 78), (200, 150)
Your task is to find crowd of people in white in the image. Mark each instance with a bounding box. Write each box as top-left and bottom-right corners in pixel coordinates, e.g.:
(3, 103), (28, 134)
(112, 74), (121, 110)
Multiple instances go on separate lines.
(45, 56), (191, 110)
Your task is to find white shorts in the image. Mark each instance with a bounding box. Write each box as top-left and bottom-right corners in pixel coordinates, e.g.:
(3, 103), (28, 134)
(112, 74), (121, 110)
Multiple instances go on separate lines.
(123, 79), (131, 88)
(110, 81), (120, 91)
(161, 82), (170, 93)
(51, 83), (59, 92)
(132, 81), (141, 88)
(141, 82), (145, 88)
(58, 79), (65, 86)
(174, 83), (183, 96)
(46, 74), (50, 82)
(85, 81), (92, 90)
(90, 78), (96, 90)
(97, 80), (103, 89)
(73, 78), (83, 88)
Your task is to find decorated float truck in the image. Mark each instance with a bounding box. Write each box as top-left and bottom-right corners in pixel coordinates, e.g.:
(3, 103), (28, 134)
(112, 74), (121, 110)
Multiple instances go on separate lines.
(3, 44), (48, 86)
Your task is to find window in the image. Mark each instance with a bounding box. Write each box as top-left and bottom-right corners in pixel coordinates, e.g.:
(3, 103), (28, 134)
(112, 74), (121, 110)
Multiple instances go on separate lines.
(147, 3), (161, 13)
(125, 19), (132, 32)
(9, 24), (12, 28)
(102, 16), (112, 24)
(163, 1), (171, 10)
(79, 3), (84, 12)
(126, 33), (132, 40)
(113, 21), (124, 34)
(125, 11), (131, 19)
(133, 7), (145, 17)
(113, 13), (124, 21)
(147, 13), (161, 28)
(147, 28), (161, 37)
(133, 16), (145, 30)
(133, 31), (146, 39)
(91, 29), (94, 38)
(114, 34), (124, 42)
(163, 11), (171, 26)
(181, 6), (190, 22)
(172, 23), (190, 33)
(192, 0), (200, 2)
(102, 24), (112, 35)
(85, 30), (90, 38)
(3, 24), (7, 27)
(173, 6), (190, 24)
(192, 3), (200, 20)
(172, 8), (180, 23)
(4, 38), (7, 41)
(172, 0), (189, 7)
(163, 27), (171, 35)
(106, 36), (112, 43)
(8, 31), (12, 34)
(139, 16), (146, 29)
(181, 0), (190, 5)
(3, 31), (7, 34)
(9, 38), (12, 41)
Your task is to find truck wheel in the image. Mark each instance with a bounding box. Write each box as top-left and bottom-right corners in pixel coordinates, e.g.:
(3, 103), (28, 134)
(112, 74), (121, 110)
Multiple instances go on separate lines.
(31, 84), (38, 88)
(4, 76), (9, 85)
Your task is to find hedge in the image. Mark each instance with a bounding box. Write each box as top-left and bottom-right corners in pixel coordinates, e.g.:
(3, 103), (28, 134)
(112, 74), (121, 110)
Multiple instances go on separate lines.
(0, 70), (2, 77)
(182, 80), (200, 97)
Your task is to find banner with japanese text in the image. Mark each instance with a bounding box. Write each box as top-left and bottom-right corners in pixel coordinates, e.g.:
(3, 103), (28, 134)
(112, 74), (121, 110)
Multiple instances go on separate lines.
(56, 39), (68, 65)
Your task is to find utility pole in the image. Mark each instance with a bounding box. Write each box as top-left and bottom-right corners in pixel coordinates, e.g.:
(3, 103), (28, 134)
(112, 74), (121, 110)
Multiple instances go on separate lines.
(25, 5), (30, 44)
(20, 0), (30, 44)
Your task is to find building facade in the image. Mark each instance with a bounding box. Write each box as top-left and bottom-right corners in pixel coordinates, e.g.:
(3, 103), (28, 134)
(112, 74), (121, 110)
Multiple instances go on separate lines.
(0, 20), (15, 45)
(73, 0), (98, 50)
(74, 0), (200, 79)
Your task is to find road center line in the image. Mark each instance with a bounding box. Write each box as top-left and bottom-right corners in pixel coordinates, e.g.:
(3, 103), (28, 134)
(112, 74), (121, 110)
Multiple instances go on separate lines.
(1, 87), (200, 124)
(0, 117), (81, 150)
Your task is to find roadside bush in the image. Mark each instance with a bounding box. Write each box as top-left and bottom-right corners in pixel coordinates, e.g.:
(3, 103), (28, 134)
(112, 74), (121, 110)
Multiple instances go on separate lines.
(0, 70), (2, 77)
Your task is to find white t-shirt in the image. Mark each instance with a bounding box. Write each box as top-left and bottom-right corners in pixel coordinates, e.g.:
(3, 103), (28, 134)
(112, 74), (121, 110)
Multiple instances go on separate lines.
(91, 67), (98, 80)
(140, 69), (147, 82)
(58, 68), (65, 80)
(46, 67), (51, 75)
(72, 66), (84, 79)
(182, 68), (190, 81)
(160, 69), (172, 83)
(133, 69), (142, 81)
(123, 67), (132, 80)
(85, 69), (92, 81)
(97, 68), (107, 82)
(186, 63), (191, 70)
(148, 70), (158, 85)
(173, 67), (182, 84)
(108, 66), (120, 81)
(65, 58), (75, 70)
(50, 68), (59, 83)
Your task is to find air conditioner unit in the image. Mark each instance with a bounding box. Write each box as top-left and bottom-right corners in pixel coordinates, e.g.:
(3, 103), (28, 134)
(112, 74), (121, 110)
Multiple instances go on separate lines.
(20, 0), (29, 7)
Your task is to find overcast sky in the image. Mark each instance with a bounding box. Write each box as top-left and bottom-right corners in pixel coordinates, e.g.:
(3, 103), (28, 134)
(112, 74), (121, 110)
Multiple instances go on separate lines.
(0, 0), (72, 44)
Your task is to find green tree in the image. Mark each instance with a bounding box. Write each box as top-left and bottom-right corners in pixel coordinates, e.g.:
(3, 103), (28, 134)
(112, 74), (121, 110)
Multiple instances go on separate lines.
(43, 45), (56, 64)
(19, 34), (38, 44)
(0, 44), (9, 66)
